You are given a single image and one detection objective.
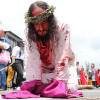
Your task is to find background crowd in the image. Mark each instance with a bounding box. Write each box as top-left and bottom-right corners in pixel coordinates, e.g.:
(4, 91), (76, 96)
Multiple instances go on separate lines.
(0, 29), (24, 91)
(76, 61), (100, 88)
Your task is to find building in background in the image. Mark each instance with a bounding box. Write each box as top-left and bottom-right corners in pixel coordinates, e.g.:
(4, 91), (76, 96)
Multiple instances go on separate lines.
(4, 31), (23, 48)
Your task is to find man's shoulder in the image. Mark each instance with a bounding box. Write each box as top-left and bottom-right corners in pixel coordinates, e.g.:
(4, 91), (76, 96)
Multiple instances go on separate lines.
(12, 46), (20, 52)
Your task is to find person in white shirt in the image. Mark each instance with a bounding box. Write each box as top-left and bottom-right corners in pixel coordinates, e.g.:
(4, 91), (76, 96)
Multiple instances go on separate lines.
(11, 40), (24, 89)
(76, 62), (81, 85)
(91, 63), (98, 88)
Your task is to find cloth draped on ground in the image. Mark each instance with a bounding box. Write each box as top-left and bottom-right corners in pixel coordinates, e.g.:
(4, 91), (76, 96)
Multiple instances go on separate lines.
(1, 79), (83, 99)
(25, 23), (78, 92)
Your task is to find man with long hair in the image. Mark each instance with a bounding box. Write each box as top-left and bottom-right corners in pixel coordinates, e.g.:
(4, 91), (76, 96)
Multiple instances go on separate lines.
(24, 1), (78, 92)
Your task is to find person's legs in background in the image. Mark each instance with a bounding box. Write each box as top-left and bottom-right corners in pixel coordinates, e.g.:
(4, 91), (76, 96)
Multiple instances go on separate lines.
(16, 66), (23, 87)
(92, 81), (97, 87)
(0, 64), (6, 90)
(92, 81), (95, 87)
(6, 66), (15, 90)
(94, 81), (98, 88)
(13, 60), (24, 89)
(78, 79), (81, 85)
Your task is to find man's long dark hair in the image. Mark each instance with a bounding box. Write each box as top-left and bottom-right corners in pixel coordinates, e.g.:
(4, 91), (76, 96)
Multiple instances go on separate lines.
(26, 1), (58, 50)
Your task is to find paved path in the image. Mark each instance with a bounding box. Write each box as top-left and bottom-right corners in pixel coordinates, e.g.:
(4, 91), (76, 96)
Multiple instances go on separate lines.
(0, 87), (100, 100)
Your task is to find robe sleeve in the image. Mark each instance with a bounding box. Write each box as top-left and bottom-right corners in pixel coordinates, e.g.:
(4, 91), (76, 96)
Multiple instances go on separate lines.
(24, 36), (42, 82)
(55, 24), (78, 92)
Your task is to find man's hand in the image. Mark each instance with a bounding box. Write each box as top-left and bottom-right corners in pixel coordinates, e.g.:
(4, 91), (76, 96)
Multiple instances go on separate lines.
(69, 55), (75, 62)
(11, 56), (15, 63)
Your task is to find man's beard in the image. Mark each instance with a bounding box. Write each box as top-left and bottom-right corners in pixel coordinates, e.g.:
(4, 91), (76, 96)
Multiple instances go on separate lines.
(35, 31), (50, 42)
(37, 29), (48, 36)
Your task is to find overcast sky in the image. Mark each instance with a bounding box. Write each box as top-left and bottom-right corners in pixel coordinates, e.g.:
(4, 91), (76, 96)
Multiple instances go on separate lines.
(0, 0), (100, 69)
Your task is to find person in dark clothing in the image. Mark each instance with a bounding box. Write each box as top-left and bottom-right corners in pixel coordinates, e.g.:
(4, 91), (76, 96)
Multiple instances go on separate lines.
(11, 40), (24, 89)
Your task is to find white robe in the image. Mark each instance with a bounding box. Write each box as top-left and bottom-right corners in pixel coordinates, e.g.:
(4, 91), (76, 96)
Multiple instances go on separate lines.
(24, 23), (78, 92)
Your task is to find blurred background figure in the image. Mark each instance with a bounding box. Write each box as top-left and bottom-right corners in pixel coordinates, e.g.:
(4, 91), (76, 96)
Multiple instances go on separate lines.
(98, 69), (100, 81)
(0, 29), (11, 91)
(6, 65), (15, 90)
(11, 40), (24, 90)
(76, 62), (81, 85)
(90, 63), (99, 88)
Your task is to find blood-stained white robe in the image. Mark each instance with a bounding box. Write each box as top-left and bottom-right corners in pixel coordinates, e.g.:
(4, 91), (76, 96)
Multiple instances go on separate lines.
(24, 23), (78, 92)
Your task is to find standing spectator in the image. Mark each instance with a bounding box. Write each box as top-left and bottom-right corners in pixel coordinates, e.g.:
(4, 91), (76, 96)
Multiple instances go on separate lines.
(6, 49), (15, 90)
(24, 1), (78, 92)
(98, 69), (100, 80)
(91, 63), (99, 88)
(76, 62), (81, 85)
(98, 69), (100, 87)
(11, 40), (24, 89)
(0, 29), (11, 91)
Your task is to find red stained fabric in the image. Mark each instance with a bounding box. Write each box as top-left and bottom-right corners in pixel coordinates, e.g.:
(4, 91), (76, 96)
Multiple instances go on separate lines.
(59, 60), (66, 71)
(37, 40), (52, 66)
(60, 62), (65, 67)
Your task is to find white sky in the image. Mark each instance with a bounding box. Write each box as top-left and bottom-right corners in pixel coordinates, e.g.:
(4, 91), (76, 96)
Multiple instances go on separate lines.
(0, 0), (100, 69)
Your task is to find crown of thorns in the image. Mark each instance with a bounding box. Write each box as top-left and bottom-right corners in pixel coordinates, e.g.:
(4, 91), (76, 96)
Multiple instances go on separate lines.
(25, 6), (55, 23)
